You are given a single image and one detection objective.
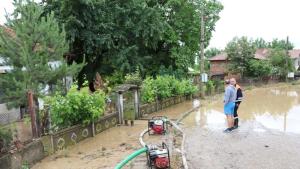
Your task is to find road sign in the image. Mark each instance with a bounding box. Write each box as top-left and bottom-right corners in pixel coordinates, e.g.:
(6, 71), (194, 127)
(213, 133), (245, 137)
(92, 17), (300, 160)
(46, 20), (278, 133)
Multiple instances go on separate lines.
(287, 72), (294, 78)
(201, 73), (208, 83)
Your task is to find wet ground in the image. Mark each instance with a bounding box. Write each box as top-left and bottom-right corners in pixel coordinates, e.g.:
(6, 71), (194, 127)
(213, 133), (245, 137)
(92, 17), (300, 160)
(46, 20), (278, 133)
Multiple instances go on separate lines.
(182, 84), (300, 169)
(32, 101), (194, 169)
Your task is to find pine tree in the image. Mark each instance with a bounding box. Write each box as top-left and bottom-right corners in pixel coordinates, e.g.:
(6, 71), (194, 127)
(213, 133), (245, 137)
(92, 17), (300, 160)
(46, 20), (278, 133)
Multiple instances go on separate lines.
(0, 0), (82, 136)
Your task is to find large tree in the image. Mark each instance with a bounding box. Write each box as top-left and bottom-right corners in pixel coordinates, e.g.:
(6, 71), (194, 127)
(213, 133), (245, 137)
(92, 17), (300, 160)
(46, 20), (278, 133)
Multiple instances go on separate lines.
(43, 0), (223, 88)
(269, 48), (294, 78)
(43, 0), (168, 87)
(0, 0), (81, 108)
(225, 37), (256, 77)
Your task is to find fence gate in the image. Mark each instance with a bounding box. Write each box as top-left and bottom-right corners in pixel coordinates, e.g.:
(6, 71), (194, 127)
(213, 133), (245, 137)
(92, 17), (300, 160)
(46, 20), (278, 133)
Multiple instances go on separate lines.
(115, 84), (140, 124)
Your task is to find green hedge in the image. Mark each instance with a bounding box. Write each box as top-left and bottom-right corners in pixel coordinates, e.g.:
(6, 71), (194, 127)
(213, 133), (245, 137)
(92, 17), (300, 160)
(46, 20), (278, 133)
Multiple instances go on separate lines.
(46, 88), (106, 130)
(141, 76), (198, 103)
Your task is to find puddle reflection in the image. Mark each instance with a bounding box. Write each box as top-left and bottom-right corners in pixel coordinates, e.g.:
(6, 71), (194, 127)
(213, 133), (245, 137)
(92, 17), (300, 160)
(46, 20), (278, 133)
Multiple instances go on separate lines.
(183, 86), (300, 134)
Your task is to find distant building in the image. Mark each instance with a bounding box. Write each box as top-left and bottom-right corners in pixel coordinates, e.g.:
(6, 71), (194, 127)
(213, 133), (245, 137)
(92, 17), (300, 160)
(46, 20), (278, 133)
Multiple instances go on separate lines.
(209, 53), (228, 79)
(289, 49), (300, 71)
(209, 48), (300, 78)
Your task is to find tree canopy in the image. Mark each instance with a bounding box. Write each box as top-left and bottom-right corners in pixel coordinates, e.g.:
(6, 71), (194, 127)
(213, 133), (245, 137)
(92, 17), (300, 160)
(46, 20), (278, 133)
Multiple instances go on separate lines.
(269, 48), (294, 78)
(225, 37), (256, 77)
(43, 0), (223, 88)
(252, 37), (294, 50)
(225, 36), (295, 79)
(205, 47), (222, 59)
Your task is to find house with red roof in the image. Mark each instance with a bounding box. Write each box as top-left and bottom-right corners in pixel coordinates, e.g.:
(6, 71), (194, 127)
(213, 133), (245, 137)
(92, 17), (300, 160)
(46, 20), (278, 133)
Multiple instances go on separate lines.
(209, 48), (300, 78)
(209, 53), (228, 79)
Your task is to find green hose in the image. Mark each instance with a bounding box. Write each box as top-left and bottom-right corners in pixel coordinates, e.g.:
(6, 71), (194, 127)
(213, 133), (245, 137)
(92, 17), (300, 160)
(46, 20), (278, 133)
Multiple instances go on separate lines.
(114, 147), (148, 169)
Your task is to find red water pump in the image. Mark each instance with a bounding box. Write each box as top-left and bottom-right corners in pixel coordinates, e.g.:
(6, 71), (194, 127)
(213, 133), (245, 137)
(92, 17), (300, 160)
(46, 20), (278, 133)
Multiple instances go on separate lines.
(147, 143), (170, 169)
(148, 116), (168, 135)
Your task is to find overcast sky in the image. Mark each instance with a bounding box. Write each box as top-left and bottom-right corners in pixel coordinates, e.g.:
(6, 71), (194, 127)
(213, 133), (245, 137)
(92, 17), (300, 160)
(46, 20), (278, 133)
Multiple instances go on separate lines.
(1, 0), (300, 49)
(210, 0), (300, 49)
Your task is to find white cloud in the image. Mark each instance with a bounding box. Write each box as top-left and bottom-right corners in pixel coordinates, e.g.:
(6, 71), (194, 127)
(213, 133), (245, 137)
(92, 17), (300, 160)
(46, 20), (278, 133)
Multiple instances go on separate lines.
(209, 0), (300, 49)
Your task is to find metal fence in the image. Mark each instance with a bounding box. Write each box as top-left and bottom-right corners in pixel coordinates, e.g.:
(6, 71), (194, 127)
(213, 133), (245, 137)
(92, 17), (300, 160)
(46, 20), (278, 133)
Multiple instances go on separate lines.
(0, 103), (20, 125)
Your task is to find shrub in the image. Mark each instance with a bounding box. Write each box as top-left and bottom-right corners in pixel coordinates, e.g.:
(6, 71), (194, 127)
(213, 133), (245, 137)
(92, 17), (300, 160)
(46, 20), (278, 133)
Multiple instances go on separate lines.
(248, 60), (272, 78)
(0, 127), (12, 153)
(124, 68), (142, 86)
(208, 79), (224, 93)
(141, 77), (156, 103)
(172, 79), (185, 96)
(155, 76), (173, 99)
(46, 90), (106, 129)
(141, 76), (198, 103)
(181, 80), (198, 95)
(105, 71), (125, 88)
(205, 80), (215, 95)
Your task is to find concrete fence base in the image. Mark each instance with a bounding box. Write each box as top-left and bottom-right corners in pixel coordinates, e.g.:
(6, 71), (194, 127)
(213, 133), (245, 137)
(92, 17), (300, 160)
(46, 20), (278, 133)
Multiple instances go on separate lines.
(48, 112), (118, 152)
(0, 140), (44, 169)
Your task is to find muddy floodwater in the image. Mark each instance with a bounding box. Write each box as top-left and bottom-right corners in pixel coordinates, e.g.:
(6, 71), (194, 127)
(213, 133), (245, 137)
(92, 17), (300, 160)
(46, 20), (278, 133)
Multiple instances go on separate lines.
(183, 85), (300, 169)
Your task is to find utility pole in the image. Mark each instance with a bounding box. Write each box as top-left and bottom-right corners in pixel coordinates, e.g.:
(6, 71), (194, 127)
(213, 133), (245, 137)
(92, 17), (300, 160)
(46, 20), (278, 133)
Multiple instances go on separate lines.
(285, 36), (289, 82)
(199, 11), (205, 98)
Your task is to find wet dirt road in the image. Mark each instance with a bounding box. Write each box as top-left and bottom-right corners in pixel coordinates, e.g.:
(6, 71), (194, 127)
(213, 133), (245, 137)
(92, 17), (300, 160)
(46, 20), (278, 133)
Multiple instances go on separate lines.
(182, 85), (300, 169)
(32, 101), (194, 169)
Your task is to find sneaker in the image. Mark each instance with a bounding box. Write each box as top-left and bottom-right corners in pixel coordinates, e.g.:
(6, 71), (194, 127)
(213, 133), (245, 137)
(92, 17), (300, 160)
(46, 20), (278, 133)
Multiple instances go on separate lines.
(223, 128), (233, 133)
(232, 125), (239, 130)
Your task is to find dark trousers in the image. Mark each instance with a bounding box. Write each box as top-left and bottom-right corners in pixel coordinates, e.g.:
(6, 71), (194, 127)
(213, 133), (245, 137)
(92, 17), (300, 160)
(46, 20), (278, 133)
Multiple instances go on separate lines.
(234, 103), (240, 126)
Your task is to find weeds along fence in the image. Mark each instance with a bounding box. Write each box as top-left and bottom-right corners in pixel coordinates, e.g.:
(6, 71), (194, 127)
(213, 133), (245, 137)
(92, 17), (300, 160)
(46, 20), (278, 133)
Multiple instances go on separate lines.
(40, 98), (119, 153)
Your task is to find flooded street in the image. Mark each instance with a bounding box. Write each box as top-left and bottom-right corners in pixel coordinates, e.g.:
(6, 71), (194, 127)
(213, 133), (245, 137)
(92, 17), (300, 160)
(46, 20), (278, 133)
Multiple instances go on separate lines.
(182, 85), (300, 169)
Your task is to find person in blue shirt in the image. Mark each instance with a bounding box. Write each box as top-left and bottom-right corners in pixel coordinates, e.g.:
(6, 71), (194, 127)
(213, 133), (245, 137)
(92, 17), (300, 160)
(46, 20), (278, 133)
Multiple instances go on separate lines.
(223, 78), (237, 133)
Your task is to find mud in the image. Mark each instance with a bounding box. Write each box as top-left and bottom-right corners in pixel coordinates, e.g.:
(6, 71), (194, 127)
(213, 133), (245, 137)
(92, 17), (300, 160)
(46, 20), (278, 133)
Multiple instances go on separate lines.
(143, 101), (194, 121)
(32, 101), (194, 169)
(182, 85), (300, 169)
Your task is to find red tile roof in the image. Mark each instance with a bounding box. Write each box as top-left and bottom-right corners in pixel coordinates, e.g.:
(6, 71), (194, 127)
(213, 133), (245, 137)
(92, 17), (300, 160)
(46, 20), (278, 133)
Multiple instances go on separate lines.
(209, 48), (300, 61)
(209, 53), (228, 61)
(289, 49), (300, 59)
(254, 48), (270, 60)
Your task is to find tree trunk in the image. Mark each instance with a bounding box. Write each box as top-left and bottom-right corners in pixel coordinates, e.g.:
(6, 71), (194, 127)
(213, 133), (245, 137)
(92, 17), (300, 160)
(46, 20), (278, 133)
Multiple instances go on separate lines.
(27, 91), (39, 138)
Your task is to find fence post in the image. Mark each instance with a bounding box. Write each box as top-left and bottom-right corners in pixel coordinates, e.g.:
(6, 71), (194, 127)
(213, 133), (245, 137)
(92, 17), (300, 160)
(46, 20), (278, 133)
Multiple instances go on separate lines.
(117, 92), (124, 124)
(134, 89), (139, 119)
(92, 121), (95, 137)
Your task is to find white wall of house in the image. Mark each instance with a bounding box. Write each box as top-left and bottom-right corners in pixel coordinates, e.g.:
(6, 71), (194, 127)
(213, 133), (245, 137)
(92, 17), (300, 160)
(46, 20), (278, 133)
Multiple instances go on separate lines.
(293, 58), (300, 71)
